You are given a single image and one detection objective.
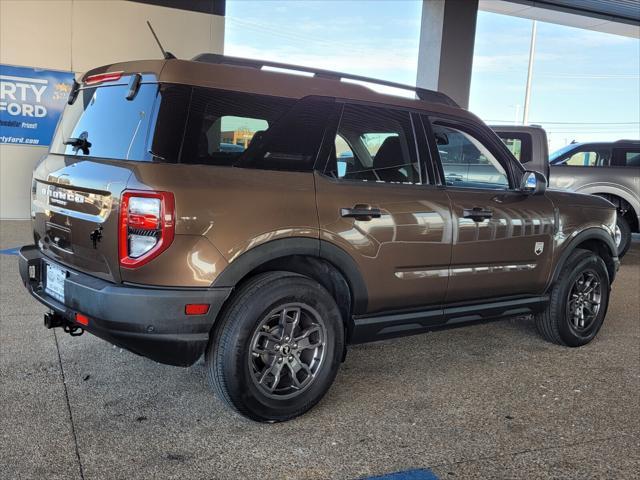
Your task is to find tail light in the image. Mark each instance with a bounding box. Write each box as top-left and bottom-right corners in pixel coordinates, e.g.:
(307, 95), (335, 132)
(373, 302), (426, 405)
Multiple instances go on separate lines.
(119, 191), (175, 268)
(85, 71), (123, 85)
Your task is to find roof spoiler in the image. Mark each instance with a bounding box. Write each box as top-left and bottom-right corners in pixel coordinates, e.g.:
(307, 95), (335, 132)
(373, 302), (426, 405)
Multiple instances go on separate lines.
(191, 53), (460, 108)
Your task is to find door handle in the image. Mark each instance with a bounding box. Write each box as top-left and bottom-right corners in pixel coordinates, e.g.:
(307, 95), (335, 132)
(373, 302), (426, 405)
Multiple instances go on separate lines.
(341, 205), (382, 221)
(463, 207), (493, 222)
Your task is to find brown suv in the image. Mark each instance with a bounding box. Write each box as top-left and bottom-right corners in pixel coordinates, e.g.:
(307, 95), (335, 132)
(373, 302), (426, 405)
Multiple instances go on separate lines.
(18, 55), (620, 422)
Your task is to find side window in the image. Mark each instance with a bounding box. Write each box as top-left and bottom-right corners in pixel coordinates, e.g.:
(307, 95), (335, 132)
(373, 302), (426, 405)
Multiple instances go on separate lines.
(327, 103), (421, 184)
(561, 149), (610, 167)
(243, 97), (334, 171)
(495, 132), (532, 164)
(218, 116), (268, 150)
(626, 151), (640, 167)
(431, 123), (510, 189)
(335, 134), (354, 178)
(612, 148), (640, 167)
(181, 87), (294, 166)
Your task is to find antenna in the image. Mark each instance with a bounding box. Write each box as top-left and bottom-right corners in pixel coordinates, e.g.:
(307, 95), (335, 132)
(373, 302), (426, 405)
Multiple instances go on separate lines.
(146, 21), (176, 60)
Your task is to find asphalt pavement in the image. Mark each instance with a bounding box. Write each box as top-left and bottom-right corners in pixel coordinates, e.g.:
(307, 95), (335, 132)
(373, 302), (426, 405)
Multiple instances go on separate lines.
(1, 220), (638, 479)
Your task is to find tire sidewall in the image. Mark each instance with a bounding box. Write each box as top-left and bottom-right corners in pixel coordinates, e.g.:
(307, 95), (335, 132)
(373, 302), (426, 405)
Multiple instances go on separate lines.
(555, 254), (610, 347)
(217, 275), (344, 421)
(616, 216), (631, 258)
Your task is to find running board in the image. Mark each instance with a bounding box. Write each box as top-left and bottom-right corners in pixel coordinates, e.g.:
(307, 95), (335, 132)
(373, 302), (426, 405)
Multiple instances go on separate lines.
(350, 295), (549, 344)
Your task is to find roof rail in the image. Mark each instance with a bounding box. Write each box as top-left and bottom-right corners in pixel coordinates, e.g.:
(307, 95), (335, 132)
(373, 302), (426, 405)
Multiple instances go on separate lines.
(191, 53), (460, 108)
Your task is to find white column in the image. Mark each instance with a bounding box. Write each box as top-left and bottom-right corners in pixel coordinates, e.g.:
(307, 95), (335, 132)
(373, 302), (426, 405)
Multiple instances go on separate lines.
(416, 0), (479, 109)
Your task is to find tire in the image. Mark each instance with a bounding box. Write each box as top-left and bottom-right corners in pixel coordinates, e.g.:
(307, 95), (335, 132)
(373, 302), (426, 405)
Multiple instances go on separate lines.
(205, 271), (344, 422)
(616, 215), (632, 259)
(535, 249), (610, 347)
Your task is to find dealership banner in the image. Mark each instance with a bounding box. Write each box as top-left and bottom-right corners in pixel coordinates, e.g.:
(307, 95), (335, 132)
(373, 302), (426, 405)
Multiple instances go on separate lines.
(0, 64), (75, 146)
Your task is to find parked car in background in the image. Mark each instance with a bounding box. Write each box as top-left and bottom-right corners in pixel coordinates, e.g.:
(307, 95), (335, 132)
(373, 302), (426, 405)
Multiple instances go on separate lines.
(493, 127), (639, 258)
(490, 125), (549, 179)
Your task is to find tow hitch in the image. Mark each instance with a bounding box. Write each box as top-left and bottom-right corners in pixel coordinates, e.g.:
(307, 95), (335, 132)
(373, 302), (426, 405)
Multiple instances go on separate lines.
(44, 312), (84, 336)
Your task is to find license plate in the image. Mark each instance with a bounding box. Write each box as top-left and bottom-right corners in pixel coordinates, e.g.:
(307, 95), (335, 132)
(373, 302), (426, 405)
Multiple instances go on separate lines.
(45, 263), (66, 303)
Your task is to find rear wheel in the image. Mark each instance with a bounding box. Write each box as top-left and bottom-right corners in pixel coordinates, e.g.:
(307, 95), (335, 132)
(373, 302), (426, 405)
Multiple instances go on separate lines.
(535, 249), (610, 347)
(615, 215), (631, 259)
(206, 272), (344, 422)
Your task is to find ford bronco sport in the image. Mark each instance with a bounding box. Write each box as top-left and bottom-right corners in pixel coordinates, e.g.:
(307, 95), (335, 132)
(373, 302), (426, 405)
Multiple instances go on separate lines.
(19, 54), (620, 422)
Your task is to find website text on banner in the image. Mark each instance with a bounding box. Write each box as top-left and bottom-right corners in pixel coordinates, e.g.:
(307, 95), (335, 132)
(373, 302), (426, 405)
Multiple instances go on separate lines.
(0, 64), (75, 146)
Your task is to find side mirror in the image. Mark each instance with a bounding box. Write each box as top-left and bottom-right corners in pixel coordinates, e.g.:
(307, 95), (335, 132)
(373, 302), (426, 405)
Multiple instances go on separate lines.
(520, 170), (547, 195)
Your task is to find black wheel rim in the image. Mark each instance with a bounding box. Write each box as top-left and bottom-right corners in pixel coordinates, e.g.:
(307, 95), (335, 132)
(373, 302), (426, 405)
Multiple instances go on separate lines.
(248, 303), (326, 399)
(566, 269), (602, 335)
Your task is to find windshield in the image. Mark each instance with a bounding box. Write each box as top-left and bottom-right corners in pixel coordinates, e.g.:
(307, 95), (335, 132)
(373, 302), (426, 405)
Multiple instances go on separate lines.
(549, 143), (580, 164)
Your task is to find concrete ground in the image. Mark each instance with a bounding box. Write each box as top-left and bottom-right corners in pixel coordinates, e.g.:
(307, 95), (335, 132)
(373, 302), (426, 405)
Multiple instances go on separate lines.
(1, 220), (638, 480)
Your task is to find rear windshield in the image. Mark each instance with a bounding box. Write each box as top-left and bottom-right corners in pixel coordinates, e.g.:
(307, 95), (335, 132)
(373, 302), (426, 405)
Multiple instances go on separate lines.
(51, 83), (161, 161)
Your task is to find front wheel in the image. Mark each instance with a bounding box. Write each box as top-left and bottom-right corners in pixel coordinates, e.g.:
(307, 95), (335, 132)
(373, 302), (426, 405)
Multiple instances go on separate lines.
(535, 249), (610, 347)
(206, 272), (344, 422)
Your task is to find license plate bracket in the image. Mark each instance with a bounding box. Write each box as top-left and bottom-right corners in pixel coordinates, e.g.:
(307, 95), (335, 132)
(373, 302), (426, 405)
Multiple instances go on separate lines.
(45, 262), (67, 304)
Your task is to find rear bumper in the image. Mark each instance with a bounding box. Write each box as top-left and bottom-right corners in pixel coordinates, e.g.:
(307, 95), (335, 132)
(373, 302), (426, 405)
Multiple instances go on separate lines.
(18, 245), (232, 366)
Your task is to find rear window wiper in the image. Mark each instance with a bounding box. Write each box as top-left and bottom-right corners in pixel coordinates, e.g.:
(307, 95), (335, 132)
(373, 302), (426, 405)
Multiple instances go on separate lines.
(64, 136), (92, 155)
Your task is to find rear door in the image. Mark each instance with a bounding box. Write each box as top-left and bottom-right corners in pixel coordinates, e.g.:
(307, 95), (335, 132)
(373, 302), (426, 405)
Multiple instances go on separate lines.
(34, 75), (188, 282)
(425, 117), (556, 302)
(315, 102), (452, 314)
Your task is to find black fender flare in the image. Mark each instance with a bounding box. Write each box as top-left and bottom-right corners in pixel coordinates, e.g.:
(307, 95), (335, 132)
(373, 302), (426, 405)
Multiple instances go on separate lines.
(548, 227), (619, 289)
(211, 237), (368, 314)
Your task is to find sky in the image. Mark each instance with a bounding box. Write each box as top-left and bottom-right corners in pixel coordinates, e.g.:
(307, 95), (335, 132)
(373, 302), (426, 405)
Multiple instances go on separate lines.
(225, 0), (640, 152)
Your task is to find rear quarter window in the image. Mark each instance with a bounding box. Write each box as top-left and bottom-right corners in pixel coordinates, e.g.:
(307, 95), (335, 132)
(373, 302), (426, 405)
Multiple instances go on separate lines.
(180, 87), (333, 171)
(495, 132), (532, 164)
(180, 88), (294, 166)
(612, 148), (640, 167)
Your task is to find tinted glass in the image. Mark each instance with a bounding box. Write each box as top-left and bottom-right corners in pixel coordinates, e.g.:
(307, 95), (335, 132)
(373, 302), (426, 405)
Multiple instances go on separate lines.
(148, 84), (191, 162)
(626, 151), (640, 166)
(237, 96), (333, 171)
(51, 83), (159, 161)
(181, 87), (294, 166)
(327, 103), (421, 183)
(432, 123), (509, 189)
(611, 148), (640, 167)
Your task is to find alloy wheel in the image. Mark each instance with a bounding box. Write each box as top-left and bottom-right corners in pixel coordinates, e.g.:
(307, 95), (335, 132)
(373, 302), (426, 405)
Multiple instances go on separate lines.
(566, 270), (602, 334)
(249, 303), (326, 399)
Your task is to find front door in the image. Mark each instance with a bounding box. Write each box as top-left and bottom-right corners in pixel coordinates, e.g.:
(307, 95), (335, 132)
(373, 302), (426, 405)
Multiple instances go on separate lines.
(315, 102), (452, 314)
(426, 118), (556, 303)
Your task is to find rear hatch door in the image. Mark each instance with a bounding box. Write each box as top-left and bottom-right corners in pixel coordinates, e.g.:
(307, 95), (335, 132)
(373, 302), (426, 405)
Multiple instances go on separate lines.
(33, 71), (164, 282)
(33, 158), (132, 282)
